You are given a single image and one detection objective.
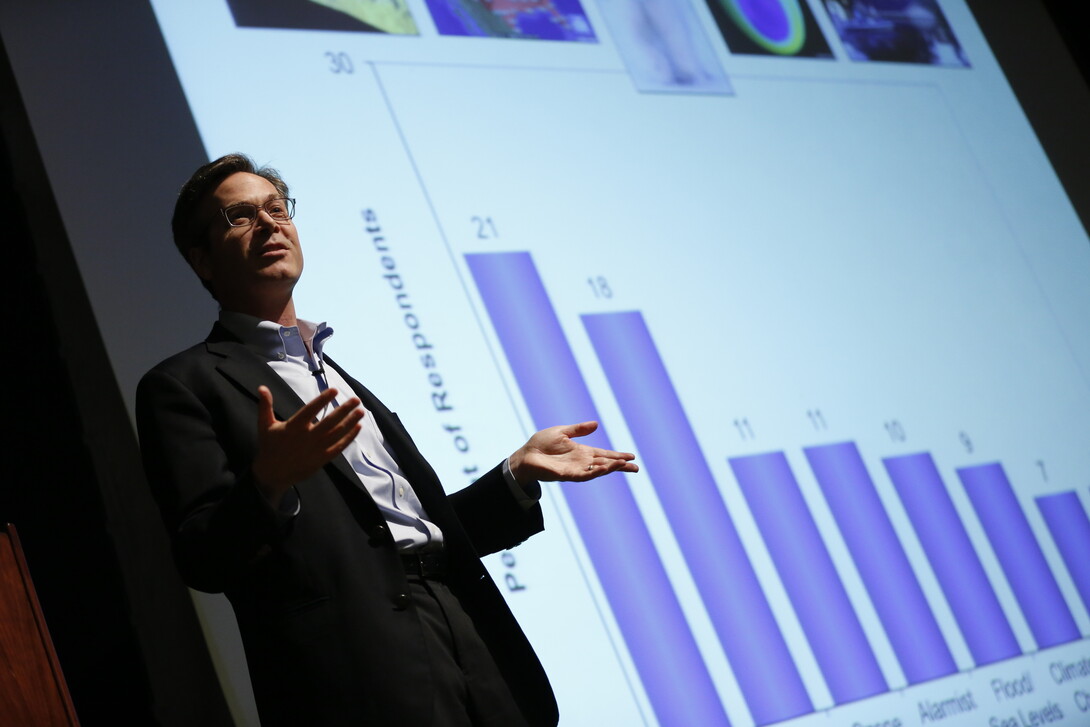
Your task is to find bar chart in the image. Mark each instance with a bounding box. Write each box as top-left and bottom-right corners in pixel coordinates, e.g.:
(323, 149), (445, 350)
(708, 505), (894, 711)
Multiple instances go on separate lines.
(466, 250), (1090, 727)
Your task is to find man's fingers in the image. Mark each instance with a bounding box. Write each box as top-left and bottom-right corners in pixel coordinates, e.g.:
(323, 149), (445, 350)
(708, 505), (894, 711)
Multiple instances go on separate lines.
(330, 398), (363, 424)
(609, 460), (640, 473)
(580, 446), (636, 465)
(257, 386), (276, 432)
(590, 447), (636, 461)
(312, 400), (364, 438)
(293, 388), (340, 423)
(327, 422), (363, 457)
(557, 421), (598, 439)
(582, 458), (639, 479)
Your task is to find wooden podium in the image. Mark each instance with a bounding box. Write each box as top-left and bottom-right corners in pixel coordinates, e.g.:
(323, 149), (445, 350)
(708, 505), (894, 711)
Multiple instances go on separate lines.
(0, 523), (80, 725)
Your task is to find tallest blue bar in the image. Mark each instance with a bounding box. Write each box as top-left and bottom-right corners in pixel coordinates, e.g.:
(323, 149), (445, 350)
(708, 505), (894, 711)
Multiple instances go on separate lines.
(465, 252), (731, 727)
(583, 311), (813, 722)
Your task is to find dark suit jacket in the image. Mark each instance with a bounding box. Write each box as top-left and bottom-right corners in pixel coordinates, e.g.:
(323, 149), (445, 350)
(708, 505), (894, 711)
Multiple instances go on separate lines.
(136, 323), (558, 726)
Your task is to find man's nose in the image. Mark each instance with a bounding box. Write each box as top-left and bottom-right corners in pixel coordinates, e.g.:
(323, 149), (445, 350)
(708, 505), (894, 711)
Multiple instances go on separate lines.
(254, 207), (280, 230)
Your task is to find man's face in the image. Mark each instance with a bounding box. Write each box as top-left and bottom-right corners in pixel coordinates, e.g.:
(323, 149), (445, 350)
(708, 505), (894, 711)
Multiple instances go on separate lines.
(188, 172), (303, 309)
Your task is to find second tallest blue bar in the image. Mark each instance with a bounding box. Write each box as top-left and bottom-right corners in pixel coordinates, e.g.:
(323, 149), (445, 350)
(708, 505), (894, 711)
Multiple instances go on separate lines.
(465, 252), (731, 727)
(583, 311), (813, 721)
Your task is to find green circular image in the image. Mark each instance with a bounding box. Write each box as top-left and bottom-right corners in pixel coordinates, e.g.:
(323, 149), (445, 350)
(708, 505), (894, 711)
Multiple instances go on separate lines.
(721, 0), (806, 55)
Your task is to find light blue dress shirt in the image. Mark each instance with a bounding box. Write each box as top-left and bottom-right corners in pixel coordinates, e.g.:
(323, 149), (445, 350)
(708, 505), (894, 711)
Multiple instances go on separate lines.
(219, 311), (538, 551)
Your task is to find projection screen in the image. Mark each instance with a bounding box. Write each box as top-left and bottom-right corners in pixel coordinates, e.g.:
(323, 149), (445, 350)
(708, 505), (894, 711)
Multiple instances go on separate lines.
(2, 1), (1088, 725)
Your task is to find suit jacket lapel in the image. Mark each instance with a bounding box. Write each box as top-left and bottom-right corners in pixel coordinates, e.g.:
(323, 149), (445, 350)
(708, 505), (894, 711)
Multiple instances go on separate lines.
(205, 323), (303, 421)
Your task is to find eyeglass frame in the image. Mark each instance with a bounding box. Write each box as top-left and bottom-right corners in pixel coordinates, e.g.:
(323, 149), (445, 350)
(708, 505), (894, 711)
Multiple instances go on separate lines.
(219, 197), (296, 228)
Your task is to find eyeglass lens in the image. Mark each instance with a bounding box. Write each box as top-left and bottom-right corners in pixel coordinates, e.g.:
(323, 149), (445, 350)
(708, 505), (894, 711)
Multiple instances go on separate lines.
(224, 198), (294, 227)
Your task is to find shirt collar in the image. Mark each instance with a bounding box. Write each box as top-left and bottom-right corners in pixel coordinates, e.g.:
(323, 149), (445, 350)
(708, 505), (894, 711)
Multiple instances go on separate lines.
(219, 310), (334, 362)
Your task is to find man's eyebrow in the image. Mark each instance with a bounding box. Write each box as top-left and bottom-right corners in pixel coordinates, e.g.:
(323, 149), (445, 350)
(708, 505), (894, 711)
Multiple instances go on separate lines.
(223, 193), (280, 207)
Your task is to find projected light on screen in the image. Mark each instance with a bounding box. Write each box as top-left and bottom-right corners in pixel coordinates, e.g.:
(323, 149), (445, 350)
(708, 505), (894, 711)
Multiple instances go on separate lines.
(7, 0), (1086, 724)
(115, 0), (1090, 720)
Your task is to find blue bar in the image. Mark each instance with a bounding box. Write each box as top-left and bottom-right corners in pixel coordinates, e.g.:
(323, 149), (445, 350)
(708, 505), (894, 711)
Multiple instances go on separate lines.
(805, 442), (957, 683)
(583, 311), (813, 723)
(731, 451), (888, 704)
(465, 252), (731, 726)
(1037, 492), (1090, 616)
(959, 464), (1081, 649)
(883, 453), (1020, 665)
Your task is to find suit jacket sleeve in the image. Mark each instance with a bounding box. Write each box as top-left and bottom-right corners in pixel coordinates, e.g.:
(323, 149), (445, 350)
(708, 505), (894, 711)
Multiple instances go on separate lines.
(447, 465), (542, 556)
(136, 363), (296, 593)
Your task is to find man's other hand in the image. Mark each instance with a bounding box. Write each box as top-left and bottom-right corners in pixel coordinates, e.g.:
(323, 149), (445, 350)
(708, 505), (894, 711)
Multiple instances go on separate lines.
(508, 421), (638, 486)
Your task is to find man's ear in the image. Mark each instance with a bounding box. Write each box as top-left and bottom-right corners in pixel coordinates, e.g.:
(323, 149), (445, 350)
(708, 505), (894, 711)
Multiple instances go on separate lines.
(187, 245), (212, 282)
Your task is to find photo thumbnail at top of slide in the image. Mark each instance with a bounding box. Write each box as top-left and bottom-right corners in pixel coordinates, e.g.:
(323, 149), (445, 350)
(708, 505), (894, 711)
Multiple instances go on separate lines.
(822, 0), (970, 66)
(596, 0), (734, 95)
(226, 0), (419, 34)
(425, 0), (597, 41)
(706, 0), (834, 58)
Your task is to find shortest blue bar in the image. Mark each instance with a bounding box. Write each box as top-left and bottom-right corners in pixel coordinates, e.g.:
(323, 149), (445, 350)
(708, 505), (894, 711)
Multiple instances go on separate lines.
(959, 463), (1081, 649)
(1036, 492), (1090, 619)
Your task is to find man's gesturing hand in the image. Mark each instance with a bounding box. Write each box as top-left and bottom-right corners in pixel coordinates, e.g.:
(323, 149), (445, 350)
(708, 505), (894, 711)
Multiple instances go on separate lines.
(251, 386), (363, 506)
(508, 421), (638, 486)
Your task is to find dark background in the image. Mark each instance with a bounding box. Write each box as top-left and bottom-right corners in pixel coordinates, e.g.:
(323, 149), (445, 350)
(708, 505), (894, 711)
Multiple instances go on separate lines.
(1, 1), (1087, 724)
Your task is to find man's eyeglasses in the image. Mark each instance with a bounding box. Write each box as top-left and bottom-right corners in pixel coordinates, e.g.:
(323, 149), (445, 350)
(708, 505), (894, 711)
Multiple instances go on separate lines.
(220, 198), (296, 228)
